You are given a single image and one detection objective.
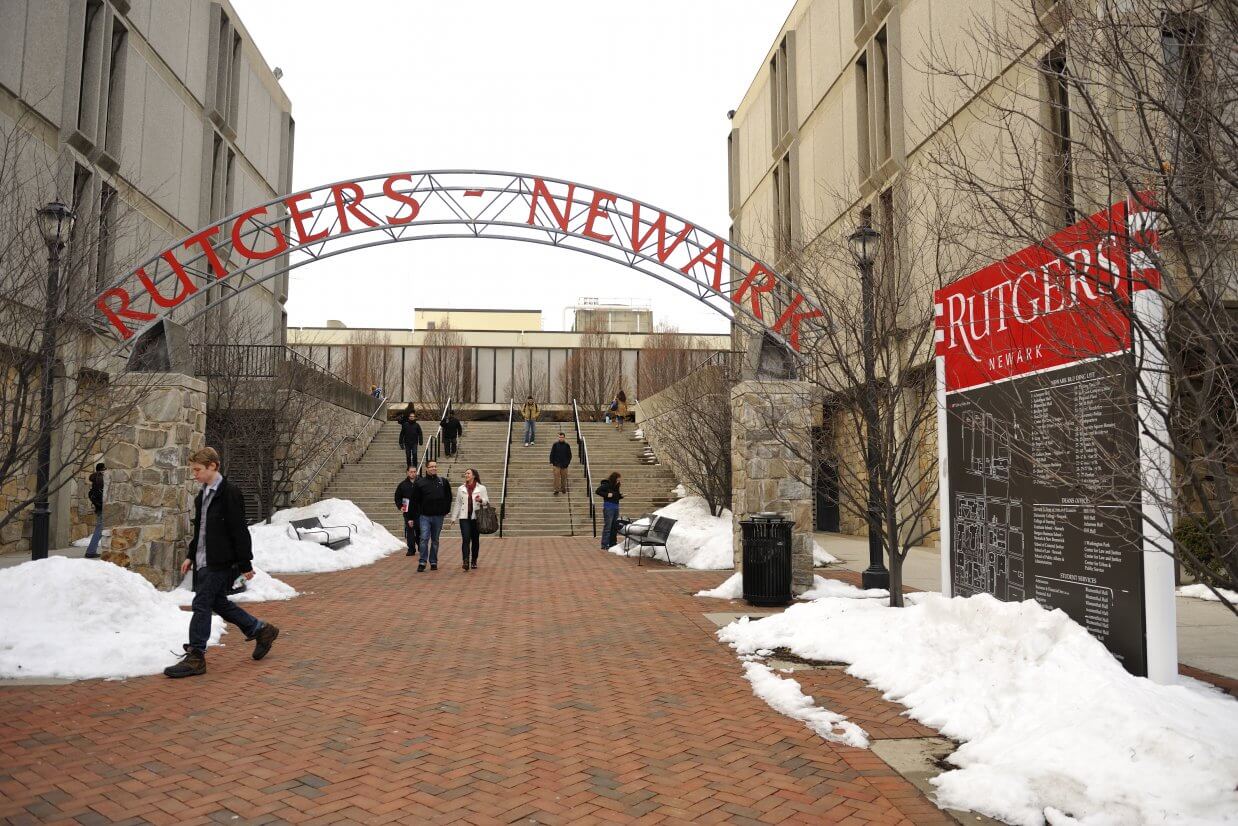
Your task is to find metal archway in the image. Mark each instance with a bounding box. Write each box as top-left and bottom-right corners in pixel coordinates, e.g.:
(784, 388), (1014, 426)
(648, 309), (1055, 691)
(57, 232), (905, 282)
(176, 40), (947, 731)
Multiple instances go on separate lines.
(96, 171), (826, 353)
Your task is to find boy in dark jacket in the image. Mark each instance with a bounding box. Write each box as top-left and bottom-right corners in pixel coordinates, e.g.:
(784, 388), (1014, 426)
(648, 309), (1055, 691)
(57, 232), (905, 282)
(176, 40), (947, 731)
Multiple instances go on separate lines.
(394, 466), (420, 557)
(165, 447), (279, 678)
(441, 414), (463, 457)
(85, 462), (105, 558)
(399, 414), (423, 469)
(549, 433), (572, 495)
(410, 459), (452, 571)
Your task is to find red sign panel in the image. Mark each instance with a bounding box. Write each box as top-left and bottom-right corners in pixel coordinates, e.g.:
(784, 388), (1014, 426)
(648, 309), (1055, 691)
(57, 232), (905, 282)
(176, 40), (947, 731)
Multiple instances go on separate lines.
(934, 195), (1159, 393)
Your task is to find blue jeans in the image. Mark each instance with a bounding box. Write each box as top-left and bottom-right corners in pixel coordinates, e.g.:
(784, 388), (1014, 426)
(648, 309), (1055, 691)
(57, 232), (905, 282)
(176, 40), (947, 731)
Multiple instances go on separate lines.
(418, 514), (444, 564)
(85, 509), (103, 557)
(189, 566), (262, 653)
(602, 503), (620, 549)
(524, 420), (536, 444)
(459, 518), (479, 564)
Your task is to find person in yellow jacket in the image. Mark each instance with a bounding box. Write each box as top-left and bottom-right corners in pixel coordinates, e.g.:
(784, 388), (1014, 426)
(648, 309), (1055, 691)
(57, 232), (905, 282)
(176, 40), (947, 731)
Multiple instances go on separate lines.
(611, 391), (629, 432)
(521, 395), (540, 446)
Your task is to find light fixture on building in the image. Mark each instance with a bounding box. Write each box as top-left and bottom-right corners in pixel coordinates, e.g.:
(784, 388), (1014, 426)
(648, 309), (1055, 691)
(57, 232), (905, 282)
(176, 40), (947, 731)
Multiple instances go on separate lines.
(36, 200), (74, 247)
(847, 219), (880, 267)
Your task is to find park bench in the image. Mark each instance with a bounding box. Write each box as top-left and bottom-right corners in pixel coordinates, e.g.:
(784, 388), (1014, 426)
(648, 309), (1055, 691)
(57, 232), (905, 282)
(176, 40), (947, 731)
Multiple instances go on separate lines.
(288, 516), (357, 550)
(617, 514), (677, 566)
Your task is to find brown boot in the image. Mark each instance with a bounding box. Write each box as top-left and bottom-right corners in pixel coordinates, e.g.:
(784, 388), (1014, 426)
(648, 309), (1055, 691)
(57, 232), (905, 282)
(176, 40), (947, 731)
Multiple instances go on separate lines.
(252, 623), (280, 661)
(164, 648), (206, 678)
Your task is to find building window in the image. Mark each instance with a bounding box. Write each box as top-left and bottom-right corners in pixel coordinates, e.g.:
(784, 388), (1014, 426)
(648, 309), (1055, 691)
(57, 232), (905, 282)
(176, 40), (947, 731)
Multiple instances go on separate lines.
(97, 183), (117, 295)
(855, 53), (870, 177)
(1042, 44), (1076, 226)
(208, 4), (241, 129)
(878, 187), (895, 278)
(76, 0), (106, 136)
(1160, 18), (1209, 217)
(774, 151), (793, 259)
(727, 128), (740, 213)
(874, 28), (892, 164)
(228, 30), (242, 127)
(770, 34), (792, 148)
(102, 19), (127, 155)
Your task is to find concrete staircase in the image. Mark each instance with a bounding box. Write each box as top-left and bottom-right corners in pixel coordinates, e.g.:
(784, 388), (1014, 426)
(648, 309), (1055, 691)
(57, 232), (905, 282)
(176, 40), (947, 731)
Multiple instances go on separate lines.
(319, 418), (679, 539)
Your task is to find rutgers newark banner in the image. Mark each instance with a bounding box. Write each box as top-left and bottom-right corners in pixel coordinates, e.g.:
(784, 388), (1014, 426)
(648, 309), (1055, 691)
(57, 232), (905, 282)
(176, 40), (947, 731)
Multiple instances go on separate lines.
(933, 195), (1175, 680)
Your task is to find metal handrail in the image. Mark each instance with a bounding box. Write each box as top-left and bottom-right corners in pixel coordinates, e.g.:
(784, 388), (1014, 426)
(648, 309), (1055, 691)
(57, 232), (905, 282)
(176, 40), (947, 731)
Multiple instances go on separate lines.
(418, 397), (452, 474)
(498, 398), (515, 538)
(283, 393), (388, 519)
(572, 399), (597, 537)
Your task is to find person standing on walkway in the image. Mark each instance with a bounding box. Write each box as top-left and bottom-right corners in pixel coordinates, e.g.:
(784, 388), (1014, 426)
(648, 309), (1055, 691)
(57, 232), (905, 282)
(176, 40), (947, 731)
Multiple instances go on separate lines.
(164, 447), (279, 678)
(84, 462), (106, 558)
(549, 433), (572, 496)
(450, 468), (490, 571)
(394, 465), (420, 557)
(399, 413), (423, 470)
(442, 411), (463, 457)
(611, 391), (629, 432)
(411, 459), (452, 572)
(521, 395), (540, 446)
(596, 471), (623, 550)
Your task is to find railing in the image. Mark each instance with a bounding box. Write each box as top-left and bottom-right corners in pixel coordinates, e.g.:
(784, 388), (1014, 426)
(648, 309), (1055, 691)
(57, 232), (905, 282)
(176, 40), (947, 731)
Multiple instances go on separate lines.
(419, 397), (453, 474)
(194, 344), (377, 415)
(498, 398), (515, 538)
(572, 399), (597, 537)
(285, 392), (388, 518)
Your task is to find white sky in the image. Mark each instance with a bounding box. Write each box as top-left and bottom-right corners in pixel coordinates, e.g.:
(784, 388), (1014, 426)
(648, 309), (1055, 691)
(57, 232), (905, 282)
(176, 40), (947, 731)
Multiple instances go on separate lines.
(231, 0), (793, 333)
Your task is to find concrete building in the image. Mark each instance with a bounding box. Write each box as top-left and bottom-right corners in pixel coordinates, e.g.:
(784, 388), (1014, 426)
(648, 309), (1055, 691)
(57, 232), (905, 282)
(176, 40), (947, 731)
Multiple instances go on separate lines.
(569, 298), (653, 334)
(0, 0), (294, 553)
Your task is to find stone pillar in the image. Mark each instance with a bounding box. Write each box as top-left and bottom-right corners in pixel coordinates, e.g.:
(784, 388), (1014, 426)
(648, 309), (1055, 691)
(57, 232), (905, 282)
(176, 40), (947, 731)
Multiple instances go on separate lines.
(731, 380), (815, 594)
(102, 373), (206, 589)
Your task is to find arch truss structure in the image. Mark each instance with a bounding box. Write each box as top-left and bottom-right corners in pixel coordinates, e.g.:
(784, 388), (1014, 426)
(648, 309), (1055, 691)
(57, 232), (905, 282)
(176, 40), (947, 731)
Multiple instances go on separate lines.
(95, 171), (827, 352)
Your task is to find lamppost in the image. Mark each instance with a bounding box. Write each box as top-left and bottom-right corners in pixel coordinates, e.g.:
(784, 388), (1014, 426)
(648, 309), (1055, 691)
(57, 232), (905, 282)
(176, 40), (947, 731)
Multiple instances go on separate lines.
(847, 218), (890, 590)
(31, 200), (75, 560)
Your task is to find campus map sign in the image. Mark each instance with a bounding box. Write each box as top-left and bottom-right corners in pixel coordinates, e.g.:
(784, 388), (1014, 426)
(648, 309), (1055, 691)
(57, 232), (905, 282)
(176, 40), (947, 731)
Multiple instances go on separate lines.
(933, 195), (1176, 679)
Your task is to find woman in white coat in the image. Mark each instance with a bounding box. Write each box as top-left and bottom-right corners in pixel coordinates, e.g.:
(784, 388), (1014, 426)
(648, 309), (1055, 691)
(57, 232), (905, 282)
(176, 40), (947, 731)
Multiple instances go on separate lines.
(450, 468), (490, 571)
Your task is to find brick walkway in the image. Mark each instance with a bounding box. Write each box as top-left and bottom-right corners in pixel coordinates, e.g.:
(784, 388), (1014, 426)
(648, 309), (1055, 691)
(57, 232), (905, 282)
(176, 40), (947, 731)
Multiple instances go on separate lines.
(0, 537), (953, 825)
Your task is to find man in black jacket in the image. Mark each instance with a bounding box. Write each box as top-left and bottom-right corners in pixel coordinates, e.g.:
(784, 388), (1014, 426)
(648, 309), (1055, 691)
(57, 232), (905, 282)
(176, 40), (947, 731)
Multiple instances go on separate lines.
(165, 447), (279, 678)
(549, 432), (572, 496)
(410, 459), (452, 572)
(399, 414), (423, 469)
(441, 413), (463, 457)
(394, 465), (420, 557)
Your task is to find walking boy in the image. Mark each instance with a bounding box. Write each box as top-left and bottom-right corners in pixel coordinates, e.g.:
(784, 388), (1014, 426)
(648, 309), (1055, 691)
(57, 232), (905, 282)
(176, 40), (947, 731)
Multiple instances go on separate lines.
(521, 396), (540, 446)
(549, 433), (572, 496)
(394, 465), (420, 556)
(411, 459), (452, 571)
(399, 413), (423, 469)
(442, 412), (463, 457)
(85, 462), (105, 558)
(164, 447), (279, 678)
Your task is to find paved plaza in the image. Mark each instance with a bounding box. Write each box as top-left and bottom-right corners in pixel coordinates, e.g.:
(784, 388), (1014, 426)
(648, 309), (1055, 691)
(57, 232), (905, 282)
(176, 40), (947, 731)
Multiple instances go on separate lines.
(1, 538), (952, 825)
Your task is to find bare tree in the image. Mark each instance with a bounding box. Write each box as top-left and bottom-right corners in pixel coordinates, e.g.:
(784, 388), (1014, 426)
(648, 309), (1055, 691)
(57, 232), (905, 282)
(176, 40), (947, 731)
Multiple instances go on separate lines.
(637, 325), (703, 398)
(343, 328), (391, 393)
(0, 117), (160, 549)
(922, 0), (1237, 610)
(420, 323), (471, 415)
(561, 326), (622, 420)
(505, 354), (548, 402)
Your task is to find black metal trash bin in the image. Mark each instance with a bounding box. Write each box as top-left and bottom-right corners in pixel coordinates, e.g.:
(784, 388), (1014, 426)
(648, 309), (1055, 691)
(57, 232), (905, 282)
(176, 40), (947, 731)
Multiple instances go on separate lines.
(741, 512), (793, 606)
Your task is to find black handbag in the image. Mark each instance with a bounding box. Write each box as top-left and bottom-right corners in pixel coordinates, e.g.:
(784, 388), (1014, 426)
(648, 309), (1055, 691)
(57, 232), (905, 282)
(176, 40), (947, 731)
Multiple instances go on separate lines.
(476, 502), (499, 535)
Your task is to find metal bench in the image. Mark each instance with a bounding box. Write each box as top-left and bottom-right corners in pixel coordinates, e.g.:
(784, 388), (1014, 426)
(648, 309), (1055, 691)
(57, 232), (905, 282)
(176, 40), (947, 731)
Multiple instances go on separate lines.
(618, 515), (677, 566)
(288, 516), (357, 550)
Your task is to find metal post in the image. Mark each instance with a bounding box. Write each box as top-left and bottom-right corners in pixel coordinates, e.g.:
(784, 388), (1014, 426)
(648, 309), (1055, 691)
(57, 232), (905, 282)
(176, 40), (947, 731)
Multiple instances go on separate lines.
(31, 239), (63, 560)
(859, 254), (889, 590)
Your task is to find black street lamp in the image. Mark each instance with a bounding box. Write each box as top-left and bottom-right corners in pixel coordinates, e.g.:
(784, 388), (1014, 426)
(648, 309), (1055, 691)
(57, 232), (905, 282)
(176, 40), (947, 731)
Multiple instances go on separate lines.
(31, 200), (75, 561)
(847, 218), (890, 591)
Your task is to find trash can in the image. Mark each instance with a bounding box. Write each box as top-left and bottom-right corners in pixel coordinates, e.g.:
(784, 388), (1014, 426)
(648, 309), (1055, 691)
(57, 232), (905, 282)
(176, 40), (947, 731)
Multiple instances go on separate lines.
(741, 512), (793, 606)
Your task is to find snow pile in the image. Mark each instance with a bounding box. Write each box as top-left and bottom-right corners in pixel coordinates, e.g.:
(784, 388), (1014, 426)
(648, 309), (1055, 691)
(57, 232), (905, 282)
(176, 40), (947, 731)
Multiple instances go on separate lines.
(718, 593), (1238, 826)
(671, 483), (688, 499)
(1178, 583), (1238, 603)
(257, 498), (403, 573)
(607, 496), (732, 569)
(697, 571), (743, 599)
(167, 569), (298, 606)
(0, 557), (222, 680)
(812, 541), (839, 566)
(744, 661), (869, 748)
(799, 576), (887, 600)
(632, 428), (644, 439)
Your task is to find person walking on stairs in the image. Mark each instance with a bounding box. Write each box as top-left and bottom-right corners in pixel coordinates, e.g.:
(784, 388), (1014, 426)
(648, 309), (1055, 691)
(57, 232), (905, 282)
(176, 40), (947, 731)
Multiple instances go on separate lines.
(84, 462), (106, 558)
(411, 459), (452, 572)
(596, 471), (623, 550)
(164, 447), (279, 678)
(611, 391), (629, 432)
(521, 395), (540, 446)
(399, 413), (423, 469)
(394, 465), (420, 557)
(549, 432), (572, 496)
(442, 411), (463, 457)
(450, 468), (490, 570)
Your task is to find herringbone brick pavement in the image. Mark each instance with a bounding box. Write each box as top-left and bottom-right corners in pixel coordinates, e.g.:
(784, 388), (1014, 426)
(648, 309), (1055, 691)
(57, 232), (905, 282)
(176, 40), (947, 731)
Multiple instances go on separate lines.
(0, 537), (954, 825)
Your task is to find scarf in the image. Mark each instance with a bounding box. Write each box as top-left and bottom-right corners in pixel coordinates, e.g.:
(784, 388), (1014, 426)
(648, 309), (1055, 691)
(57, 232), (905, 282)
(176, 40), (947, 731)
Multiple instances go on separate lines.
(465, 479), (476, 518)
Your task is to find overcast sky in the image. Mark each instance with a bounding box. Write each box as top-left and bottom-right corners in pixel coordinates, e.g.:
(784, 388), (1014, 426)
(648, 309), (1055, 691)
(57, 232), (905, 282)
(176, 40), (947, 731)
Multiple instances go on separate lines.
(231, 1), (792, 333)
